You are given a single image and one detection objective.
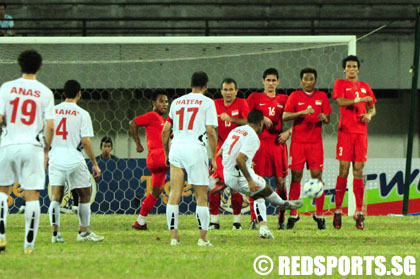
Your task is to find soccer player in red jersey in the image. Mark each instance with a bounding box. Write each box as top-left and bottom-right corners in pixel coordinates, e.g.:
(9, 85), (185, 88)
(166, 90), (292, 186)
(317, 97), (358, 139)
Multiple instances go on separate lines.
(209, 78), (249, 230)
(332, 55), (376, 230)
(283, 67), (332, 230)
(130, 90), (169, 230)
(247, 68), (291, 230)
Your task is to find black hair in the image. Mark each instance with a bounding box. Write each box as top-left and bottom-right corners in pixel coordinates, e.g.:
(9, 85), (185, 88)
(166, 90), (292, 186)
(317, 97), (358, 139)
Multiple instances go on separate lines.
(0, 3), (6, 8)
(263, 68), (279, 79)
(191, 71), (208, 88)
(220, 78), (237, 89)
(342, 55), (360, 69)
(64, 80), (81, 99)
(18, 50), (42, 74)
(152, 89), (168, 102)
(100, 136), (113, 148)
(300, 67), (317, 80)
(247, 109), (264, 125)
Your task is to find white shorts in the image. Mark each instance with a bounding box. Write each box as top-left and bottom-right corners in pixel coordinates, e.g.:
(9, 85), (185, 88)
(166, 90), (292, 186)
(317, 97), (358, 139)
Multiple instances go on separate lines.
(169, 142), (209, 186)
(49, 161), (91, 190)
(224, 168), (266, 197)
(0, 144), (45, 190)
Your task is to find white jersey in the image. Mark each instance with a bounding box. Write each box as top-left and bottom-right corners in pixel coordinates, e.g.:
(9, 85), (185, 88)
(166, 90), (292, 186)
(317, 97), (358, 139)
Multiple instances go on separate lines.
(0, 78), (55, 147)
(49, 102), (94, 171)
(222, 125), (260, 175)
(168, 92), (218, 146)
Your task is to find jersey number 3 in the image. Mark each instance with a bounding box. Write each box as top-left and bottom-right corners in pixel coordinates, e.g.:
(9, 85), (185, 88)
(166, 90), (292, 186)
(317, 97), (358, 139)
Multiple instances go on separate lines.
(56, 118), (69, 140)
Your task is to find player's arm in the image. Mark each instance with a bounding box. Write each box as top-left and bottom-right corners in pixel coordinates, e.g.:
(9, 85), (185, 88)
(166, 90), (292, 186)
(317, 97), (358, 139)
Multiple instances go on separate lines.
(318, 113), (330, 124)
(361, 104), (376, 124)
(236, 152), (258, 192)
(220, 113), (247, 126)
(82, 137), (101, 179)
(277, 127), (292, 144)
(162, 121), (172, 166)
(207, 125), (218, 173)
(336, 96), (373, 107)
(44, 119), (54, 151)
(0, 115), (3, 125)
(129, 120), (144, 153)
(283, 107), (314, 121)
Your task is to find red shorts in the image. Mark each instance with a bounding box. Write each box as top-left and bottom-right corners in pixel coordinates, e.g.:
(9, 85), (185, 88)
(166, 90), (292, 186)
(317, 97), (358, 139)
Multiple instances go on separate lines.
(146, 149), (169, 187)
(213, 154), (225, 183)
(336, 132), (367, 162)
(289, 141), (324, 171)
(253, 140), (288, 177)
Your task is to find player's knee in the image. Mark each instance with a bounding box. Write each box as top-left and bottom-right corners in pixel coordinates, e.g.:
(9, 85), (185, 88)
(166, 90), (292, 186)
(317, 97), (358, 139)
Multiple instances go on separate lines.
(291, 172), (303, 183)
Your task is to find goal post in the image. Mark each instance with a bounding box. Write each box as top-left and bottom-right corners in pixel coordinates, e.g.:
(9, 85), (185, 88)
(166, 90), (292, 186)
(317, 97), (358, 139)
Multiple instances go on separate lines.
(0, 35), (357, 215)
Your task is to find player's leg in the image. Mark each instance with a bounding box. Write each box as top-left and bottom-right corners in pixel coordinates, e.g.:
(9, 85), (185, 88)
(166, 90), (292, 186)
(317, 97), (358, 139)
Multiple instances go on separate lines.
(23, 190), (41, 253)
(0, 186), (11, 252)
(71, 189), (79, 214)
(287, 170), (303, 229)
(310, 169), (326, 230)
(193, 185), (211, 246)
(230, 189), (243, 230)
(48, 185), (65, 243)
(249, 146), (266, 229)
(166, 165), (185, 245)
(275, 143), (289, 230)
(209, 177), (222, 230)
(275, 176), (287, 229)
(352, 161), (365, 230)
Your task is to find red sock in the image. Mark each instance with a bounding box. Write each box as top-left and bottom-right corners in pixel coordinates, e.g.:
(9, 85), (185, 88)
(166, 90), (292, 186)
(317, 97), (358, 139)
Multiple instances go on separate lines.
(335, 176), (347, 210)
(289, 182), (301, 216)
(209, 192), (221, 215)
(353, 178), (364, 212)
(315, 191), (325, 216)
(276, 188), (287, 221)
(231, 192), (243, 215)
(249, 197), (256, 220)
(139, 193), (159, 217)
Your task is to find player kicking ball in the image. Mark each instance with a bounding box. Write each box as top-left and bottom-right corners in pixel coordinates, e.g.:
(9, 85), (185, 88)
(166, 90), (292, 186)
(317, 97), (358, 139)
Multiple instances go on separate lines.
(220, 109), (303, 239)
(48, 80), (103, 243)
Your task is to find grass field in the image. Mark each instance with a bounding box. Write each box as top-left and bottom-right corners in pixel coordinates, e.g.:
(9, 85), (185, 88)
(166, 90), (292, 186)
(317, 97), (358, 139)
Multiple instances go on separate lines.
(0, 214), (419, 279)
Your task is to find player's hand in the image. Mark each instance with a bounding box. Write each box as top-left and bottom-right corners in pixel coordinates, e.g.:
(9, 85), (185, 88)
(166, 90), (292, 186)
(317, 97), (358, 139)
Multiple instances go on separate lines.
(263, 116), (273, 129)
(362, 96), (373, 103)
(209, 158), (217, 175)
(249, 180), (258, 192)
(318, 113), (328, 123)
(92, 164), (101, 179)
(136, 144), (144, 153)
(277, 130), (291, 144)
(251, 161), (256, 169)
(360, 113), (372, 123)
(303, 105), (314, 115)
(220, 113), (231, 122)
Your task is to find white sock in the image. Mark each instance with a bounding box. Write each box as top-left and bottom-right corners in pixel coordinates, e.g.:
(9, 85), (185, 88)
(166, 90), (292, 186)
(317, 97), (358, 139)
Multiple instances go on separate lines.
(254, 199), (267, 223)
(137, 215), (147, 225)
(0, 192), (8, 240)
(78, 203), (91, 228)
(24, 200), (40, 249)
(210, 214), (219, 224)
(48, 201), (61, 227)
(196, 206), (209, 231)
(265, 192), (285, 206)
(233, 214), (241, 224)
(166, 204), (179, 230)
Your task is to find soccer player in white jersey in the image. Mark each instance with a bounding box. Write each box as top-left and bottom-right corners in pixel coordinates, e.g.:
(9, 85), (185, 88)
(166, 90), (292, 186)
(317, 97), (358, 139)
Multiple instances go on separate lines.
(162, 71), (218, 246)
(48, 80), (103, 243)
(0, 50), (55, 254)
(220, 109), (304, 239)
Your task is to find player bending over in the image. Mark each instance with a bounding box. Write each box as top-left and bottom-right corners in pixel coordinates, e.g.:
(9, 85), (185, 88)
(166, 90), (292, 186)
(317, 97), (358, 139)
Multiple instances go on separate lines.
(283, 67), (332, 230)
(220, 109), (303, 239)
(130, 89), (169, 230)
(48, 80), (103, 243)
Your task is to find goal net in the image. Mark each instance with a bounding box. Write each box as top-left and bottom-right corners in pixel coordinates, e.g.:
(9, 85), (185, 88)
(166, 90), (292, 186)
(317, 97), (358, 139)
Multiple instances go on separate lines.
(0, 36), (356, 215)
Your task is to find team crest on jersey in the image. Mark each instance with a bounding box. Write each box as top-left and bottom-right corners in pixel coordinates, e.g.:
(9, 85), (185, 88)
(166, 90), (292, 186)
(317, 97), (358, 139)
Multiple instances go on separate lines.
(315, 100), (322, 105)
(231, 110), (239, 116)
(361, 88), (367, 93)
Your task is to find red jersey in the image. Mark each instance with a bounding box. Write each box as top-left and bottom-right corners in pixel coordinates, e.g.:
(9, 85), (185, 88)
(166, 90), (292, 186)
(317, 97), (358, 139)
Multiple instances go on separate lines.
(247, 92), (288, 141)
(214, 98), (249, 150)
(333, 79), (376, 135)
(133, 111), (166, 151)
(284, 90), (332, 143)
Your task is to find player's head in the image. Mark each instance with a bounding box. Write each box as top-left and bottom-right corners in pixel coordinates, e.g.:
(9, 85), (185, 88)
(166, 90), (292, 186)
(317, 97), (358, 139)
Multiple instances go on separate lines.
(64, 80), (81, 100)
(191, 71), (208, 91)
(262, 68), (279, 94)
(342, 55), (360, 80)
(300, 67), (317, 93)
(220, 78), (238, 104)
(0, 3), (6, 17)
(247, 109), (264, 134)
(18, 50), (42, 74)
(152, 89), (169, 115)
(100, 136), (113, 156)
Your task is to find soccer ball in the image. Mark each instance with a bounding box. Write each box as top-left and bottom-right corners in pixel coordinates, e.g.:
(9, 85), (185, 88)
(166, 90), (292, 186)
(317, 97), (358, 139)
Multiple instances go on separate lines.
(303, 179), (324, 199)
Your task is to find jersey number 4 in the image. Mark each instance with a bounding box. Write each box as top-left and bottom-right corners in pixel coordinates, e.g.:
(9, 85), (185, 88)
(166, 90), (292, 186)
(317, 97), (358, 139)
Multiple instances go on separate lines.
(56, 118), (69, 140)
(9, 97), (37, 125)
(176, 107), (198, 130)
